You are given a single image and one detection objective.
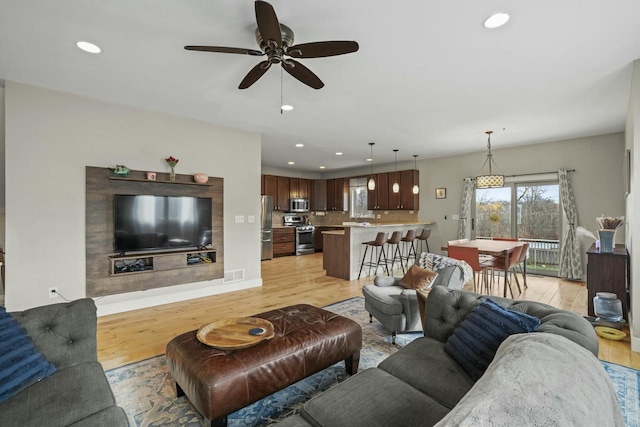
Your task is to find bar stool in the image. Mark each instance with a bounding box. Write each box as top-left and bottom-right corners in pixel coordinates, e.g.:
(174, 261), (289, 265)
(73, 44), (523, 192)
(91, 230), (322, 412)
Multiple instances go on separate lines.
(399, 229), (417, 270)
(385, 231), (404, 275)
(415, 228), (431, 258)
(358, 232), (389, 279)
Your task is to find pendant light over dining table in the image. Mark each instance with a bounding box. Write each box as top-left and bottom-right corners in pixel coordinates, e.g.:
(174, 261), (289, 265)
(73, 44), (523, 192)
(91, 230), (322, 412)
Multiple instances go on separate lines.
(367, 142), (376, 191)
(392, 149), (400, 193)
(475, 130), (504, 188)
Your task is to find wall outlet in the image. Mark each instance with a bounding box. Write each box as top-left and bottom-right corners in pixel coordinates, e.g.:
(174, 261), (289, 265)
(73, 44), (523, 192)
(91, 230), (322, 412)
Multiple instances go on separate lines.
(234, 215), (245, 223)
(377, 214), (381, 219)
(452, 214), (460, 220)
(48, 287), (59, 299)
(248, 215), (255, 223)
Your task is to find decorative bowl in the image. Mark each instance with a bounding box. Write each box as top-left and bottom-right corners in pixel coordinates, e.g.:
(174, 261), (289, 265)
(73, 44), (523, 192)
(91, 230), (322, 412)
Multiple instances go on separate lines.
(194, 173), (209, 184)
(594, 326), (627, 341)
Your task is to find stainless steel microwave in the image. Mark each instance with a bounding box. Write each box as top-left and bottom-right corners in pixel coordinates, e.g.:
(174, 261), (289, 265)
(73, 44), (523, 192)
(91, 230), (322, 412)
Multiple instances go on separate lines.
(289, 198), (310, 212)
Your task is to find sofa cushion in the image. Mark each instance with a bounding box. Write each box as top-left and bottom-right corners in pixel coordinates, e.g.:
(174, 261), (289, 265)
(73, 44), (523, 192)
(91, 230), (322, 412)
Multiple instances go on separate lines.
(399, 265), (438, 290)
(300, 368), (450, 427)
(444, 299), (540, 380)
(434, 333), (624, 426)
(0, 307), (56, 403)
(0, 362), (118, 426)
(378, 336), (475, 409)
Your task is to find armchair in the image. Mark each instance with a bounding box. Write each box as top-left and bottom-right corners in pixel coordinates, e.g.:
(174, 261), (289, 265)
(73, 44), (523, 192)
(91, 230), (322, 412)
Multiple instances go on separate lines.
(362, 255), (468, 343)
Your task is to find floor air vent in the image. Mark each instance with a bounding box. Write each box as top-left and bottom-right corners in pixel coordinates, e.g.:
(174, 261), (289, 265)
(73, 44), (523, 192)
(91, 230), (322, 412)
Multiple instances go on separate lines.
(224, 269), (245, 283)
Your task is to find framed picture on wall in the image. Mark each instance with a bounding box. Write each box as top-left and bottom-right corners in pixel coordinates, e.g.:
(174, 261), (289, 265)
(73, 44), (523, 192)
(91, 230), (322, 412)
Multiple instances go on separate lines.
(436, 188), (446, 199)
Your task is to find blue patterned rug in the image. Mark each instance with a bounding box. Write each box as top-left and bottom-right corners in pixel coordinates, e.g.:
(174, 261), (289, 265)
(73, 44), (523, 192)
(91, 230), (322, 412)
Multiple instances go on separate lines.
(106, 297), (639, 426)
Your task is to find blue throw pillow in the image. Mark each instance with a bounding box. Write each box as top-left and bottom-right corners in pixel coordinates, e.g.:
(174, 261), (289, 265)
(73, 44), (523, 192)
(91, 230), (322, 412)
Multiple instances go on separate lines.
(444, 299), (540, 380)
(0, 307), (56, 402)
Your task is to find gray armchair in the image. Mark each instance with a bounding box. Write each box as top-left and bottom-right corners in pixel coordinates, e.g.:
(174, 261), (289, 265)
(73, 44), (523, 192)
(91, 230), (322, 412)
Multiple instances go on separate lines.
(362, 264), (465, 344)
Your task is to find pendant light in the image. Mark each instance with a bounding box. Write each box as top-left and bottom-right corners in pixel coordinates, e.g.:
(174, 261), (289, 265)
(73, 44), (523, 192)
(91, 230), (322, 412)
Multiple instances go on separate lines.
(392, 149), (400, 193)
(475, 130), (504, 188)
(412, 154), (420, 194)
(367, 142), (376, 191)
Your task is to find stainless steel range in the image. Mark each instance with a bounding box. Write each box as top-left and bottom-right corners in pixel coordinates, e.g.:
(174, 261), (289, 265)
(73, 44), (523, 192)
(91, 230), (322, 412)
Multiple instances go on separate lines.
(283, 214), (315, 255)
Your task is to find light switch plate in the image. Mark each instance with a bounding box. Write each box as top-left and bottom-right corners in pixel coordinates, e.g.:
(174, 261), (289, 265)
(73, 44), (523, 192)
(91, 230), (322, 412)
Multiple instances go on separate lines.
(248, 215), (255, 223)
(452, 214), (460, 220)
(235, 215), (245, 223)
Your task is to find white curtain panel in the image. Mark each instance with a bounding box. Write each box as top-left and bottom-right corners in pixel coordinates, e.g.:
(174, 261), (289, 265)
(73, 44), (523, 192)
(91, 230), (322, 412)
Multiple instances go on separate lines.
(458, 178), (475, 239)
(558, 169), (583, 280)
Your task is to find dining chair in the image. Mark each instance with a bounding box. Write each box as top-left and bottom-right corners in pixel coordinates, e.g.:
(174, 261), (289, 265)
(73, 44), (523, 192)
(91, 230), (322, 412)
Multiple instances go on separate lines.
(512, 242), (529, 289)
(482, 245), (523, 298)
(447, 245), (487, 293)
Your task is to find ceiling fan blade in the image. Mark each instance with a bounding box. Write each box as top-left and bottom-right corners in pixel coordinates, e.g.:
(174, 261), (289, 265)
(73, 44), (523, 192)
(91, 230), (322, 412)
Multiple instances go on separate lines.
(184, 46), (264, 56)
(255, 1), (282, 48)
(283, 60), (324, 89)
(239, 61), (271, 89)
(287, 41), (359, 58)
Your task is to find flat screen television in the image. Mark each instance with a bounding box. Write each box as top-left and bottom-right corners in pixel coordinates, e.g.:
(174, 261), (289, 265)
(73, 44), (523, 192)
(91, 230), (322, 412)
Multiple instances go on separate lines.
(114, 194), (212, 253)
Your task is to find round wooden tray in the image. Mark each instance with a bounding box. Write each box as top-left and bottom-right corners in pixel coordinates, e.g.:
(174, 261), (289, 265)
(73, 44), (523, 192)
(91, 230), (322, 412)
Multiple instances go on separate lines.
(196, 317), (275, 350)
(595, 326), (627, 341)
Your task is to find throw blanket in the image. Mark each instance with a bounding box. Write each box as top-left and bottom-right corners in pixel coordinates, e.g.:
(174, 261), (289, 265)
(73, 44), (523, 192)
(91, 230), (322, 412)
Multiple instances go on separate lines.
(418, 252), (474, 284)
(435, 333), (624, 427)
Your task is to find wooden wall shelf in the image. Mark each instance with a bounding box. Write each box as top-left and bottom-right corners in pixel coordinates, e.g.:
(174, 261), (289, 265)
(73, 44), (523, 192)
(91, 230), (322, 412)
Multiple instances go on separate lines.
(108, 176), (214, 186)
(109, 249), (217, 276)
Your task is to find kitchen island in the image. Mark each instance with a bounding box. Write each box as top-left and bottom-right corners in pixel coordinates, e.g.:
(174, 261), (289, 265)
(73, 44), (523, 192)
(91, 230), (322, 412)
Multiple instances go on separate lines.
(321, 223), (434, 280)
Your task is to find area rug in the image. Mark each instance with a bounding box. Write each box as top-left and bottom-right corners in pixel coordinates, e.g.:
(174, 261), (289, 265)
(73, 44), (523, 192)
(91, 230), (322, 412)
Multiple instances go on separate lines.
(106, 297), (639, 427)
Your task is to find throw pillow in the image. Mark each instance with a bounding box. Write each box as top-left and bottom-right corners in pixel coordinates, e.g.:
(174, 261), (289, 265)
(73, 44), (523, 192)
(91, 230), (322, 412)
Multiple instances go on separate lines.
(0, 307), (56, 403)
(398, 265), (439, 291)
(444, 299), (540, 380)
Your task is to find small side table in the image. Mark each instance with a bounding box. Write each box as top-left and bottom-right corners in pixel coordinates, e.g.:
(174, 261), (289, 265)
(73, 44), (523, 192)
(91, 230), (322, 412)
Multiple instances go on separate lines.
(586, 243), (629, 320)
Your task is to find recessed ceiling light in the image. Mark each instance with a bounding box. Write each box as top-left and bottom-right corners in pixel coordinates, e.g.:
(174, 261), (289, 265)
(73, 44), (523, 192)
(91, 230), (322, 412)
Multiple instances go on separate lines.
(288, 161), (295, 165)
(483, 13), (510, 29)
(76, 41), (102, 54)
(336, 152), (343, 156)
(319, 166), (326, 169)
(281, 104), (294, 111)
(366, 158), (373, 162)
(295, 143), (304, 147)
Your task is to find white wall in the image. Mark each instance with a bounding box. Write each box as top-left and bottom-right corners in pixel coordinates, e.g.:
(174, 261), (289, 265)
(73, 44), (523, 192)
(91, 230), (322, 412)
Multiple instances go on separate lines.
(0, 87), (5, 249)
(4, 81), (262, 313)
(335, 133), (626, 276)
(626, 59), (640, 351)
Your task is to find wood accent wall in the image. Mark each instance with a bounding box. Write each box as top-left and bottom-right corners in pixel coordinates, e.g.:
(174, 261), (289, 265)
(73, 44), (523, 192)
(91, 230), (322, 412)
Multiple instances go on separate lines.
(85, 166), (224, 297)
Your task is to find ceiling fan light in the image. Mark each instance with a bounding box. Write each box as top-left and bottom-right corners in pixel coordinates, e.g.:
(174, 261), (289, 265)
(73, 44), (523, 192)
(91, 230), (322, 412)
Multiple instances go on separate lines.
(483, 13), (510, 29)
(392, 182), (400, 193)
(368, 177), (376, 191)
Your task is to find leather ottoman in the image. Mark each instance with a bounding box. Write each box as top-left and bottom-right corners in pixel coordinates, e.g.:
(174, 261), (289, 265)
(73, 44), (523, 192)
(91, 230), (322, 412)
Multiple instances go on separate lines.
(165, 304), (362, 427)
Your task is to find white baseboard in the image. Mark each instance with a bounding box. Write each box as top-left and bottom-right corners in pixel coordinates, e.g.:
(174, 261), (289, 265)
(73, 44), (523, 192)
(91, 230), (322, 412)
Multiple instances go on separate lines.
(95, 278), (262, 316)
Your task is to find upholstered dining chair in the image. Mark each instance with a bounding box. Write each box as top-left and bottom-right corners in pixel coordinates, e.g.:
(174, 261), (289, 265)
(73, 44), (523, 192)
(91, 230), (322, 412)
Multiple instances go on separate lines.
(482, 245), (524, 298)
(447, 245), (487, 293)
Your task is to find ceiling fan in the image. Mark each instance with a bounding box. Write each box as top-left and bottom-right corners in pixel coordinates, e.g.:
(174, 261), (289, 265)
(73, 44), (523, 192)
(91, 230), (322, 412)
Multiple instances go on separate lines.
(184, 0), (359, 90)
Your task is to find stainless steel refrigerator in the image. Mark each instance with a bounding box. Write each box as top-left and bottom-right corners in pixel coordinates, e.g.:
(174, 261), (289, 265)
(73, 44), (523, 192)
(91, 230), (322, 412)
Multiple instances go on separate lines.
(261, 195), (273, 260)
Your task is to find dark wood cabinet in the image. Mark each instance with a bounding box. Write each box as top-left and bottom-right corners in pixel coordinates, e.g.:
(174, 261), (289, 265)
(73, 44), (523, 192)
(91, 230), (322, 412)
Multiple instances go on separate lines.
(289, 178), (309, 199)
(326, 178), (347, 211)
(261, 175), (290, 211)
(310, 180), (327, 211)
(314, 226), (344, 251)
(586, 243), (629, 319)
(273, 228), (295, 257)
(367, 173), (389, 210)
(387, 170), (419, 210)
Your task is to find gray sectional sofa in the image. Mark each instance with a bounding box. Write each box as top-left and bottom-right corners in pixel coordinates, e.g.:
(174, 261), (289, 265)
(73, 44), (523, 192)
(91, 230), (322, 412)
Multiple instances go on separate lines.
(1, 299), (131, 426)
(277, 286), (624, 427)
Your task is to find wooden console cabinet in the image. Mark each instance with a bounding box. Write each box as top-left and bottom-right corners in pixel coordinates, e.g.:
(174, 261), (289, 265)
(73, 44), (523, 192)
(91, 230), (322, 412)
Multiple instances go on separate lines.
(586, 243), (629, 320)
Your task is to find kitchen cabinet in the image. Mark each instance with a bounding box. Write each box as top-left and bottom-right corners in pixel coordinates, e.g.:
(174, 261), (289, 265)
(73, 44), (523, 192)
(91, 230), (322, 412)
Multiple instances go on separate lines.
(586, 243), (629, 320)
(314, 226), (344, 251)
(310, 180), (327, 211)
(273, 228), (295, 257)
(289, 178), (309, 199)
(367, 173), (389, 210)
(327, 178), (348, 211)
(388, 170), (419, 210)
(261, 175), (290, 211)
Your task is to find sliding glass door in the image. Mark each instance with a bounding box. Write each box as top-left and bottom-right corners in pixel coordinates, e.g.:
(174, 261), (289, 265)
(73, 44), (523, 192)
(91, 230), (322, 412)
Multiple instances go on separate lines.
(474, 181), (561, 276)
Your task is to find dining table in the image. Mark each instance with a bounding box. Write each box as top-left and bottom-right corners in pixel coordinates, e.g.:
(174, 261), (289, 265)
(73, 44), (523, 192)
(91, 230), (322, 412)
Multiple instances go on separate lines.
(446, 239), (526, 297)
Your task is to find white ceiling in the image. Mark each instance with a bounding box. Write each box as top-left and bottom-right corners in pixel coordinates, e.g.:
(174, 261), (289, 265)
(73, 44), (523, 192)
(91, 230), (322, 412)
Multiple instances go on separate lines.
(2, 1), (640, 172)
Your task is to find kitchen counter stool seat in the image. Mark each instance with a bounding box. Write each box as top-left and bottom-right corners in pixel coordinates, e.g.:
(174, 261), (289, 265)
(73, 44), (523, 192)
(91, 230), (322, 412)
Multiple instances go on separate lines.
(358, 232), (389, 279)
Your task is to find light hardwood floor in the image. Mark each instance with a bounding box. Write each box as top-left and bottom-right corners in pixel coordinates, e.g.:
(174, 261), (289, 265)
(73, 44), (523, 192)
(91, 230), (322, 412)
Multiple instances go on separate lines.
(97, 253), (639, 371)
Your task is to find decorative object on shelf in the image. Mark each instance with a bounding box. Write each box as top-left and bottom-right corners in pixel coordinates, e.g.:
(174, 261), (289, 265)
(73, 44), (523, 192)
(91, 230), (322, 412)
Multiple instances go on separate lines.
(596, 215), (624, 253)
(436, 188), (446, 199)
(112, 165), (130, 178)
(367, 142), (376, 191)
(146, 172), (156, 180)
(412, 155), (420, 194)
(194, 173), (209, 184)
(165, 156), (179, 182)
(475, 130), (504, 188)
(392, 149), (400, 193)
